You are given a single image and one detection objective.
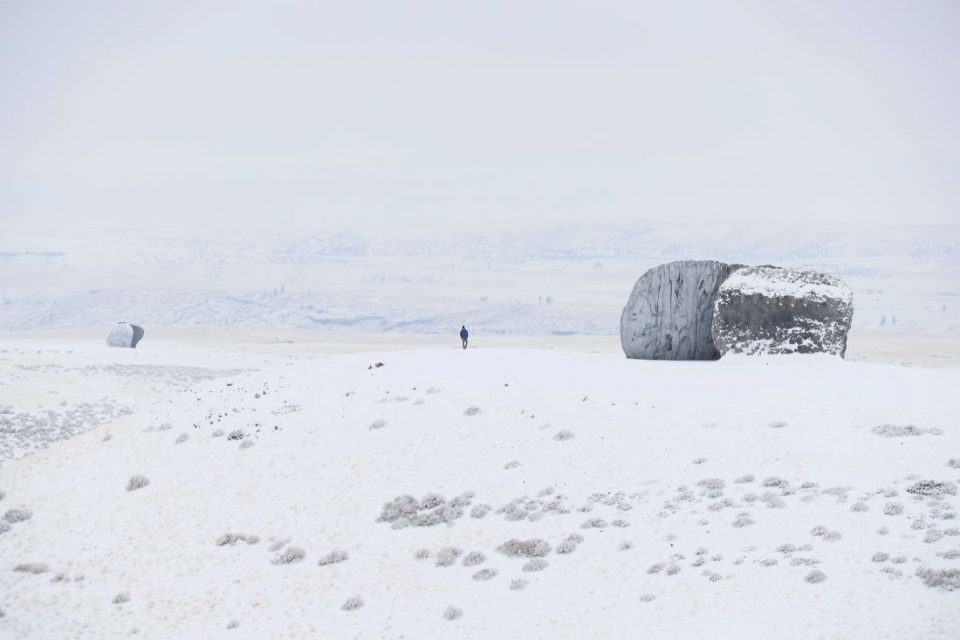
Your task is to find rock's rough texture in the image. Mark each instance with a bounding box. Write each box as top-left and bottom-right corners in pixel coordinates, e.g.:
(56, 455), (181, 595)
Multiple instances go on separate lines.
(712, 266), (853, 357)
(620, 260), (736, 360)
(106, 323), (144, 348)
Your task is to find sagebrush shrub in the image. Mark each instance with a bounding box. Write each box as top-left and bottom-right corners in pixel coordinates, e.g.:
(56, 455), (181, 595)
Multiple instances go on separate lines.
(581, 518), (608, 529)
(13, 563), (47, 574)
(907, 480), (957, 498)
(341, 596), (363, 611)
(805, 570), (826, 583)
(126, 475), (150, 492)
(113, 592), (130, 604)
(318, 550), (348, 566)
(472, 568), (498, 581)
(522, 558), (548, 572)
(496, 538), (550, 558)
(217, 533), (258, 546)
(272, 546), (305, 565)
(434, 547), (462, 567)
(470, 504), (491, 519)
(444, 606), (463, 620)
(3, 509), (31, 523)
(556, 539), (578, 554)
(462, 551), (485, 566)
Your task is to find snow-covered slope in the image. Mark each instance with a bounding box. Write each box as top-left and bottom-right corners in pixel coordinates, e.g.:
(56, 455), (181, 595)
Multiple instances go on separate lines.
(1, 339), (958, 639)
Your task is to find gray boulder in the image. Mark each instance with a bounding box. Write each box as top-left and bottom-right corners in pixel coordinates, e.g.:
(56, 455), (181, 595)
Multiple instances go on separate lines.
(712, 266), (853, 357)
(106, 323), (144, 348)
(620, 260), (737, 360)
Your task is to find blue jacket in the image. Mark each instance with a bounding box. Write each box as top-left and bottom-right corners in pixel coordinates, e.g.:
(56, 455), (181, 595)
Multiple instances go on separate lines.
(460, 327), (469, 339)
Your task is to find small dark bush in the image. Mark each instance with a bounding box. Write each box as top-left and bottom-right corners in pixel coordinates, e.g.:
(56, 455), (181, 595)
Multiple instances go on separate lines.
(126, 475), (150, 491)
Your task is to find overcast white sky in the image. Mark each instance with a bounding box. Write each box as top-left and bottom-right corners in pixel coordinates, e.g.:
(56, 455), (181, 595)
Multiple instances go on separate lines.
(1, 0), (958, 235)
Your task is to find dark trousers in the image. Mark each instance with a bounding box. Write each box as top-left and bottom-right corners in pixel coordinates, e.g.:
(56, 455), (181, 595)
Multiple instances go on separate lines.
(462, 339), (468, 349)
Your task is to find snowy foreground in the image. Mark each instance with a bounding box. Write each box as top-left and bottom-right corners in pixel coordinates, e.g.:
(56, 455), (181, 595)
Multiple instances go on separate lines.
(1, 336), (959, 639)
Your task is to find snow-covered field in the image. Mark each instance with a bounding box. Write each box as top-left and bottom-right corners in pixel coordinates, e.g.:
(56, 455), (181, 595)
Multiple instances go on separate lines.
(2, 223), (958, 336)
(1, 332), (958, 639)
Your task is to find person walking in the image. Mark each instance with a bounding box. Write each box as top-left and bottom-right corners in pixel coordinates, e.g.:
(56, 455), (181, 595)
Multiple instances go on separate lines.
(459, 325), (469, 350)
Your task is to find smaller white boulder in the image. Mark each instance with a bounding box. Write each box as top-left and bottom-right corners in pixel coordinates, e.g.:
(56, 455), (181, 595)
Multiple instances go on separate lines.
(106, 323), (144, 348)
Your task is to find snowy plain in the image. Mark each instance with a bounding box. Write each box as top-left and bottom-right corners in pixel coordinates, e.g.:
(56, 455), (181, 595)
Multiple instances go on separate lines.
(1, 223), (958, 336)
(0, 330), (959, 639)
(1, 223), (959, 638)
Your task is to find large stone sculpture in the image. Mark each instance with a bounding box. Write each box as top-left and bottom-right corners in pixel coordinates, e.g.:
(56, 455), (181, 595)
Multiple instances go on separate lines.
(620, 260), (736, 360)
(711, 266), (853, 357)
(106, 322), (145, 348)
